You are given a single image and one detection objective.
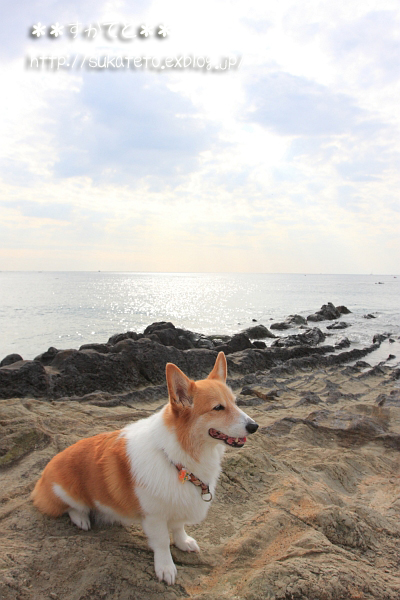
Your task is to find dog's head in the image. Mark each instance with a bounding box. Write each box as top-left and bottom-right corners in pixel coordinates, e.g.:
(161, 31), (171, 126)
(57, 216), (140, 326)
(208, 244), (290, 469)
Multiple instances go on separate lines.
(164, 352), (258, 458)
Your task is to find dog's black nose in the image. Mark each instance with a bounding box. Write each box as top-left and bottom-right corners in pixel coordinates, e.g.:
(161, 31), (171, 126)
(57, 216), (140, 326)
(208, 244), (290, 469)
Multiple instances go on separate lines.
(246, 422), (259, 434)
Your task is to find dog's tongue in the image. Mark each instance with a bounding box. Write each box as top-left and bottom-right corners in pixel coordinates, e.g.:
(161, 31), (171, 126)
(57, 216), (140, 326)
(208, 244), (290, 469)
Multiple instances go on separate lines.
(209, 429), (247, 446)
(227, 436), (247, 445)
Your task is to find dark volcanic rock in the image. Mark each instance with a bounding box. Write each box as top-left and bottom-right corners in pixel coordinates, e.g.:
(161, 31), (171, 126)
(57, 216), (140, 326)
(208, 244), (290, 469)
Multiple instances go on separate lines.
(271, 343), (381, 373)
(270, 321), (291, 331)
(143, 321), (175, 335)
(183, 348), (220, 379)
(327, 321), (351, 330)
(226, 349), (269, 374)
(0, 360), (49, 398)
(271, 314), (307, 330)
(34, 347), (59, 366)
(111, 338), (216, 383)
(307, 302), (341, 322)
(110, 338), (184, 384)
(364, 313), (376, 319)
(0, 334), (232, 399)
(227, 344), (333, 375)
(79, 343), (111, 354)
(195, 337), (214, 349)
(207, 334), (231, 344)
(143, 322), (197, 350)
(0, 354), (23, 367)
(287, 314), (307, 325)
(335, 337), (351, 349)
(391, 368), (400, 380)
(50, 349), (143, 397)
(0, 317), (386, 400)
(336, 305), (352, 315)
(272, 327), (326, 348)
(146, 329), (194, 350)
(359, 365), (386, 378)
(107, 331), (142, 345)
(50, 349), (79, 369)
(109, 339), (138, 354)
(37, 338), (379, 400)
(253, 341), (267, 349)
(214, 333), (254, 355)
(373, 333), (388, 344)
(354, 360), (371, 368)
(241, 324), (275, 339)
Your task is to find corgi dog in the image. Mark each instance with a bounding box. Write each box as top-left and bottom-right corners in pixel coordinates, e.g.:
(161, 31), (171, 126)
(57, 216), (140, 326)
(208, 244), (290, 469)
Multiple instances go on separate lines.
(31, 352), (259, 585)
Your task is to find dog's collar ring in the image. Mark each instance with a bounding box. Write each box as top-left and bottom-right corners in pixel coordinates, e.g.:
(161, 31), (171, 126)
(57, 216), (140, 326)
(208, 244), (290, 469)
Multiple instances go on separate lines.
(201, 491), (213, 502)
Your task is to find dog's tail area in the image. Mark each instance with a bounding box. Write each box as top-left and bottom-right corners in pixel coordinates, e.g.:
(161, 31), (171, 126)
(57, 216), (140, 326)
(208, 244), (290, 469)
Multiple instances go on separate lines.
(31, 475), (68, 517)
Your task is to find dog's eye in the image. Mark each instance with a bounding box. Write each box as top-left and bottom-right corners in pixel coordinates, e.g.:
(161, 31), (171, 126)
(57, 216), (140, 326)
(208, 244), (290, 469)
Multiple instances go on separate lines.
(213, 404), (225, 411)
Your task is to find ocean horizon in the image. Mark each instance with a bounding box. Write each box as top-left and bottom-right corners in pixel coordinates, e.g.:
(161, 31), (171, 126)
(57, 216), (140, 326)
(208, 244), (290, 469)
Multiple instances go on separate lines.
(1, 271), (399, 361)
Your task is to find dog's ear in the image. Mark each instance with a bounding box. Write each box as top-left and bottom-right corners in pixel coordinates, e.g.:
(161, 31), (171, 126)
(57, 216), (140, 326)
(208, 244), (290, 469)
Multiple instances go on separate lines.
(207, 351), (227, 382)
(166, 363), (194, 408)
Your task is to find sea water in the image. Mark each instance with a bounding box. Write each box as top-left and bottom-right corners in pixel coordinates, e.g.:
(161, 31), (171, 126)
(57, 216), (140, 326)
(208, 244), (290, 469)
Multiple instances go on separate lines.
(0, 272), (399, 361)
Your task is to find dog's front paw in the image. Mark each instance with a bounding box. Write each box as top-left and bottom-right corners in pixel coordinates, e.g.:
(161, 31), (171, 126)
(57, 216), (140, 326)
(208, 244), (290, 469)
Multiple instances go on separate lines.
(155, 557), (177, 585)
(174, 535), (200, 553)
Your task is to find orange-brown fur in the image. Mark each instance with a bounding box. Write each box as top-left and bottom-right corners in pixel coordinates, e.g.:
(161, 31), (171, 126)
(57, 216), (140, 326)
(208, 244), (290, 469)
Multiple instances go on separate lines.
(32, 431), (141, 518)
(163, 375), (238, 460)
(31, 352), (258, 586)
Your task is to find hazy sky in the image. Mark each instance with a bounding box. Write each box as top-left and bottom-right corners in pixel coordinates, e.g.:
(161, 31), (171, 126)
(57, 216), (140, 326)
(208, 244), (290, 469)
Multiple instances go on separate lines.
(1, 0), (399, 273)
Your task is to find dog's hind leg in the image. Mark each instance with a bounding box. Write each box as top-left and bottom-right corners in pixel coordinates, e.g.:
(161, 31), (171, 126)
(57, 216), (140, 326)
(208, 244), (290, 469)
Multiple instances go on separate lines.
(68, 507), (91, 531)
(170, 521), (200, 553)
(142, 515), (177, 585)
(31, 477), (68, 518)
(52, 484), (91, 530)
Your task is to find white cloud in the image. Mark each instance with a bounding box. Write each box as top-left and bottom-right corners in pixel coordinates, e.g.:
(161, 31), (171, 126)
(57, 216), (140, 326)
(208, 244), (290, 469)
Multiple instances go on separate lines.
(0, 0), (399, 273)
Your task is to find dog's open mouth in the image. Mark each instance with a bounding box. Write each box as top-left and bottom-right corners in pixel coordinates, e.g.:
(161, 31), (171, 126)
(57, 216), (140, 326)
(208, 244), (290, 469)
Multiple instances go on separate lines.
(208, 428), (246, 447)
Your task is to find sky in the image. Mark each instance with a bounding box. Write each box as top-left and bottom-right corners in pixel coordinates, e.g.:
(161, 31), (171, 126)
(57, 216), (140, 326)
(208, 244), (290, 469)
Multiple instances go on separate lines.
(0, 0), (399, 273)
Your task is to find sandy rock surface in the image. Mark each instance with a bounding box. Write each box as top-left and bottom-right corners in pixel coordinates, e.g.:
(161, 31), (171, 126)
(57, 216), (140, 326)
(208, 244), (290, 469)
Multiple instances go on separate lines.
(1, 362), (400, 600)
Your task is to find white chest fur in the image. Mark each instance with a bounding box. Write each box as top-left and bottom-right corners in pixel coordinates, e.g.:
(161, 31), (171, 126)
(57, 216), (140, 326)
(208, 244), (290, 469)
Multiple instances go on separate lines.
(122, 409), (225, 524)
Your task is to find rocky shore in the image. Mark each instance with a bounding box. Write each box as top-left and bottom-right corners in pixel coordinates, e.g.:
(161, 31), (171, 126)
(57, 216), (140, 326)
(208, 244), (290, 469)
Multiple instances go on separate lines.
(1, 303), (400, 599)
(0, 302), (398, 402)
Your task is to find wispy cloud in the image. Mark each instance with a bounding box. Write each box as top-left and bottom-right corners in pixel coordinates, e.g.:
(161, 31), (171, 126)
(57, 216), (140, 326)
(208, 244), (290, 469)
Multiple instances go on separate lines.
(245, 73), (367, 136)
(53, 72), (220, 182)
(0, 0), (399, 273)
